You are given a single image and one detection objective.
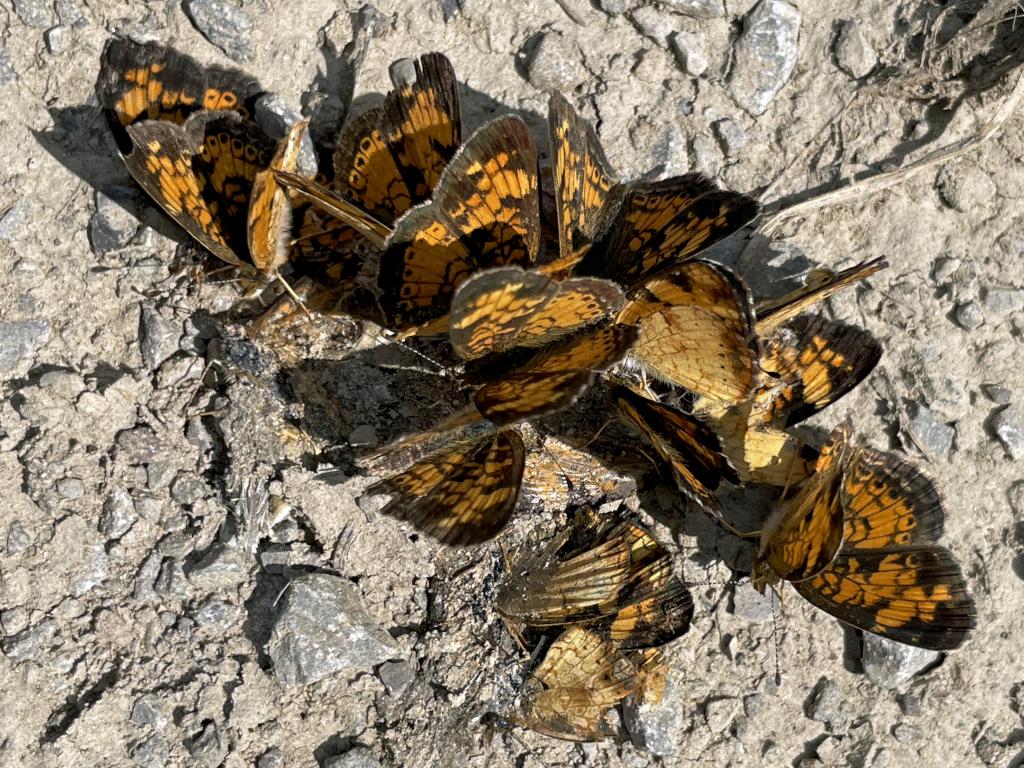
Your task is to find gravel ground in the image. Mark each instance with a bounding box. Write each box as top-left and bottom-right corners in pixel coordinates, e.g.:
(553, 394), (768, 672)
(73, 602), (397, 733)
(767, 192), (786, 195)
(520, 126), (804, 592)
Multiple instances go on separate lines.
(1, 0), (1023, 766)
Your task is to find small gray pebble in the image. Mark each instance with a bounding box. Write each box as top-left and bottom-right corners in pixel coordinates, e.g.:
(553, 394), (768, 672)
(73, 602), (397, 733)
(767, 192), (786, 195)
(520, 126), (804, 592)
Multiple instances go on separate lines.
(523, 32), (584, 91)
(131, 734), (170, 768)
(324, 747), (381, 768)
(57, 477), (86, 499)
(992, 405), (1024, 460)
(0, 52), (18, 87)
(7, 521), (33, 555)
(714, 118), (747, 155)
(378, 659), (415, 695)
(834, 19), (876, 78)
(0, 199), (33, 240)
(183, 0), (254, 62)
(131, 694), (169, 730)
(257, 748), (286, 768)
(954, 300), (984, 330)
(671, 31), (708, 77)
(13, 0), (56, 28)
(0, 318), (51, 372)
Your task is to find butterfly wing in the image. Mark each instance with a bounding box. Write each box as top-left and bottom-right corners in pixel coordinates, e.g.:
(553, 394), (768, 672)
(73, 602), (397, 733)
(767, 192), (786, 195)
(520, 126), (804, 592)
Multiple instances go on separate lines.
(622, 260), (760, 405)
(377, 116), (541, 331)
(610, 383), (737, 508)
(123, 112), (274, 266)
(449, 266), (624, 360)
(97, 38), (263, 152)
(367, 428), (525, 545)
(547, 91), (620, 267)
(575, 178), (759, 287)
(841, 447), (946, 549)
(755, 257), (887, 333)
(754, 314), (882, 428)
(793, 546), (976, 651)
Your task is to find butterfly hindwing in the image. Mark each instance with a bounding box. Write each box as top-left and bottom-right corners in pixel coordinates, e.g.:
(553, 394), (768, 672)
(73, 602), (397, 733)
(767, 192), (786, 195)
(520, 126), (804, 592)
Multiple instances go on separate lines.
(547, 91), (619, 266)
(622, 260), (760, 405)
(368, 428), (525, 545)
(449, 266), (625, 360)
(758, 424), (851, 583)
(841, 447), (946, 550)
(611, 383), (737, 508)
(377, 116), (541, 331)
(755, 314), (882, 428)
(793, 546), (976, 651)
(123, 112), (275, 266)
(577, 184), (760, 287)
(97, 38), (263, 153)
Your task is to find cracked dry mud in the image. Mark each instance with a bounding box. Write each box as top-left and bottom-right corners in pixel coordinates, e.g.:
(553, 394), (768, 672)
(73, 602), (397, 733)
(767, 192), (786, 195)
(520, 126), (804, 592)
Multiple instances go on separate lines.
(1, 1), (1023, 766)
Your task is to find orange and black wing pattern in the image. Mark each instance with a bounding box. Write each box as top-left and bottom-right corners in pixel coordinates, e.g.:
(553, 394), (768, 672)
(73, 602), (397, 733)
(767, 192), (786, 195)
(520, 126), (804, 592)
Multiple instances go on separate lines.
(377, 116), (541, 332)
(248, 121), (308, 274)
(573, 176), (759, 288)
(122, 111), (275, 266)
(496, 522), (635, 626)
(754, 314), (882, 428)
(840, 447), (945, 550)
(513, 626), (644, 742)
(367, 428), (525, 545)
(498, 515), (693, 648)
(465, 320), (638, 425)
(621, 260), (760, 406)
(97, 38), (263, 153)
(755, 257), (887, 333)
(756, 424), (850, 584)
(449, 266), (624, 360)
(610, 383), (737, 509)
(793, 546), (975, 651)
(546, 91), (619, 269)
(332, 52), (461, 224)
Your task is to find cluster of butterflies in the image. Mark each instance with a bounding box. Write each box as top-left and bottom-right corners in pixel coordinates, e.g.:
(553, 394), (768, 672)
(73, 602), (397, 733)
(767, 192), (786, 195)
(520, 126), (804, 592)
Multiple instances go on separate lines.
(96, 40), (976, 742)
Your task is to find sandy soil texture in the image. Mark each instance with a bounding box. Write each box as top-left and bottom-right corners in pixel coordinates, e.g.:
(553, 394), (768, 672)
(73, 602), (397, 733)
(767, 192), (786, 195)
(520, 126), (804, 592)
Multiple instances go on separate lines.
(1, 0), (1023, 766)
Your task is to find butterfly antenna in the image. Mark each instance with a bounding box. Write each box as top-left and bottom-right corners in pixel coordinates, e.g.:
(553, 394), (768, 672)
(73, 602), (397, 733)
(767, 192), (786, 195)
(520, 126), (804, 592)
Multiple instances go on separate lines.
(770, 585), (783, 686)
(580, 417), (615, 449)
(273, 272), (315, 322)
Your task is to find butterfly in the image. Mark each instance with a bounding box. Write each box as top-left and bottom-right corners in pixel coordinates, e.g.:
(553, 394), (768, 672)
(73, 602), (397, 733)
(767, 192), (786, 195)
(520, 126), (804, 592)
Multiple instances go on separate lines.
(97, 39), (263, 151)
(543, 91), (760, 286)
(754, 257), (887, 334)
(756, 424), (976, 650)
(609, 382), (738, 509)
(619, 259), (760, 407)
(278, 114), (543, 334)
(97, 39), (305, 277)
(497, 510), (693, 649)
(451, 267), (637, 426)
(510, 626), (657, 742)
(366, 427), (525, 546)
(284, 52), (463, 282)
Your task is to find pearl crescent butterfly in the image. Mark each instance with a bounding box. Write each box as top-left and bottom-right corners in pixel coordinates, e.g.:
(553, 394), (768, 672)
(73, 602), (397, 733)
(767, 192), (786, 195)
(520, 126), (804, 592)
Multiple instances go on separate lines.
(544, 91), (759, 286)
(619, 259), (760, 406)
(433, 266), (637, 426)
(753, 313), (882, 429)
(367, 427), (525, 546)
(757, 424), (976, 650)
(97, 39), (262, 151)
(497, 511), (693, 649)
(286, 53), (462, 281)
(609, 382), (738, 509)
(98, 39), (303, 275)
(510, 626), (652, 742)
